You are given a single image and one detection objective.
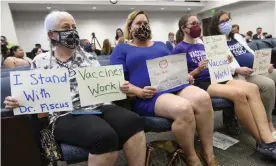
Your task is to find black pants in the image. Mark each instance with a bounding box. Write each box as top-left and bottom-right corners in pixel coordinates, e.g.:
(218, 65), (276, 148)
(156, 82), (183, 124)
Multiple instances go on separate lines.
(54, 105), (144, 154)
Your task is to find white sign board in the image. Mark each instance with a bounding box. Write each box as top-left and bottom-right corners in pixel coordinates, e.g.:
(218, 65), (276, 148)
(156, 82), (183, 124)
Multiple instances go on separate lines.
(203, 35), (233, 83)
(213, 132), (239, 150)
(252, 49), (272, 75)
(146, 54), (188, 91)
(10, 69), (73, 115)
(76, 65), (126, 106)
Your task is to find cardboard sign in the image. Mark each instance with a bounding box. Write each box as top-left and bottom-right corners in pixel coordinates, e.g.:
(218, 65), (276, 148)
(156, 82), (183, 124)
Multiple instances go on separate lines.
(252, 49), (272, 75)
(203, 35), (233, 83)
(146, 54), (188, 91)
(10, 69), (73, 115)
(76, 65), (126, 106)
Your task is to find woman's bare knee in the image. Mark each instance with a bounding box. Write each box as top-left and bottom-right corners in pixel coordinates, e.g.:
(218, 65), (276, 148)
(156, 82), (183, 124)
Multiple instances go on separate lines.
(192, 90), (212, 114)
(231, 89), (247, 103)
(174, 102), (195, 124)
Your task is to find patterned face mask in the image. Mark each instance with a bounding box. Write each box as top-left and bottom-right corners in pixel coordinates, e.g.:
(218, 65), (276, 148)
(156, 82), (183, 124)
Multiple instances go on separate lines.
(133, 24), (151, 42)
(52, 30), (80, 49)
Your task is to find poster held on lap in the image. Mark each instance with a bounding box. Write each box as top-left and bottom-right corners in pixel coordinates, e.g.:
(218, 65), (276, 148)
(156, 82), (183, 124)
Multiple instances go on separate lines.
(76, 65), (126, 107)
(203, 35), (233, 84)
(10, 69), (73, 115)
(252, 49), (271, 75)
(146, 54), (188, 92)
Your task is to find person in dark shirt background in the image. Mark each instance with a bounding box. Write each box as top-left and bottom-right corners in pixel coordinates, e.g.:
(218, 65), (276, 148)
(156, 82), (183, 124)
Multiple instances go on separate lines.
(253, 27), (265, 40)
(165, 32), (176, 52)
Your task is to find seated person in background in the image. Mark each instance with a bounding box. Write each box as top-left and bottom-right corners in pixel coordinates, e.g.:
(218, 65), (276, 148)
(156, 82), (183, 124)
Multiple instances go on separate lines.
(101, 39), (112, 55)
(1, 36), (15, 49)
(118, 36), (126, 44)
(32, 47), (43, 57)
(80, 39), (90, 48)
(4, 11), (146, 166)
(209, 10), (276, 140)
(1, 44), (9, 66)
(263, 32), (273, 39)
(165, 32), (176, 52)
(173, 13), (276, 160)
(232, 24), (240, 34)
(253, 27), (265, 40)
(91, 43), (101, 56)
(244, 31), (253, 43)
(114, 28), (126, 46)
(31, 44), (45, 55)
(111, 10), (219, 166)
(3, 45), (32, 68)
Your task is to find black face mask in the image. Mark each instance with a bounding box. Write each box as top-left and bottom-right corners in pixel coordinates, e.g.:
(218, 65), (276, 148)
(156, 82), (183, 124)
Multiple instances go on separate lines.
(52, 30), (80, 49)
(133, 24), (151, 42)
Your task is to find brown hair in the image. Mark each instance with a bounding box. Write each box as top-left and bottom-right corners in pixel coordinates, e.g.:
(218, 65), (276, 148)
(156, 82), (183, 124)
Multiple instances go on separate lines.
(101, 39), (112, 55)
(124, 10), (151, 40)
(232, 24), (239, 30)
(176, 14), (192, 44)
(208, 10), (231, 36)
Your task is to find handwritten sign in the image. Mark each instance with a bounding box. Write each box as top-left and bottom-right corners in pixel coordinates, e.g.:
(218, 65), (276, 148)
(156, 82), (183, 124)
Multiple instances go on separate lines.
(10, 69), (73, 115)
(76, 65), (126, 106)
(146, 54), (188, 91)
(203, 35), (233, 83)
(252, 49), (271, 75)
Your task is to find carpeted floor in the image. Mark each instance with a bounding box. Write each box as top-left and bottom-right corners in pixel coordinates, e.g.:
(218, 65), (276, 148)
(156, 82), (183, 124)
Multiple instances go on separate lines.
(52, 112), (276, 166)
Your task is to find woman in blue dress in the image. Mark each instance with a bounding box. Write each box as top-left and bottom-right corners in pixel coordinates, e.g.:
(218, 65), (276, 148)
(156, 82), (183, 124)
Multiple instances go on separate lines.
(172, 14), (276, 160)
(110, 10), (218, 166)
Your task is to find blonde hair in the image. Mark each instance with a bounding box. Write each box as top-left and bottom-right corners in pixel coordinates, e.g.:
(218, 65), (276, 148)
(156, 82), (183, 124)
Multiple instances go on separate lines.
(124, 10), (151, 40)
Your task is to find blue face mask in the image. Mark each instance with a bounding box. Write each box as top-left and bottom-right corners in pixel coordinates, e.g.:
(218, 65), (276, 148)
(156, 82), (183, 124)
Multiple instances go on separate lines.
(219, 21), (232, 36)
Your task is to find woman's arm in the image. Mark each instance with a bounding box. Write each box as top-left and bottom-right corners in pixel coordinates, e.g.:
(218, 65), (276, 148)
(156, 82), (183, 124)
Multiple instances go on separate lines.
(189, 68), (201, 77)
(3, 57), (16, 68)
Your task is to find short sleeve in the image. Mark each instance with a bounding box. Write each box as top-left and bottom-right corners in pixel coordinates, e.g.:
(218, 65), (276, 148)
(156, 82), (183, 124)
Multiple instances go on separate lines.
(110, 44), (128, 73)
(110, 44), (129, 80)
(171, 45), (184, 54)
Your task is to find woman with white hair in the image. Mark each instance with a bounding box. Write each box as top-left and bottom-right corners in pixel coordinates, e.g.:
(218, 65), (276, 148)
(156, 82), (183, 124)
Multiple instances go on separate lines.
(4, 11), (146, 166)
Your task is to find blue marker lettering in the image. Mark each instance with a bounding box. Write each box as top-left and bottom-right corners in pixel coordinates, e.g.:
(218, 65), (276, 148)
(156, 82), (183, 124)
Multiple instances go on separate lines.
(38, 74), (45, 84)
(19, 106), (33, 113)
(23, 90), (35, 102)
(49, 104), (55, 109)
(40, 89), (50, 98)
(13, 74), (23, 85)
(30, 74), (39, 85)
(40, 104), (49, 112)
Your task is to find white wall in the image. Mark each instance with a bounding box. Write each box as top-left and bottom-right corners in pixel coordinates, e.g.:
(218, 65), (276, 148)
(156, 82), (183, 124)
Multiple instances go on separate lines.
(13, 11), (185, 52)
(1, 2), (18, 44)
(198, 1), (275, 37)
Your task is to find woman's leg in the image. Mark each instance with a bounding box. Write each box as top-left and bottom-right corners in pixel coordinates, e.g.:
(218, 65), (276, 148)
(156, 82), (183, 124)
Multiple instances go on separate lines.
(101, 105), (146, 166)
(177, 86), (215, 163)
(154, 93), (201, 165)
(207, 81), (261, 141)
(246, 74), (276, 132)
(261, 69), (276, 132)
(54, 114), (119, 166)
(227, 80), (275, 143)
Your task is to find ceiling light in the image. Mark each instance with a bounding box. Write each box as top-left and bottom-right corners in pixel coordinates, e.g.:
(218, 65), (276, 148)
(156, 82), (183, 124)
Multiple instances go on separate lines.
(188, 8), (191, 10)
(46, 7), (52, 10)
(92, 7), (96, 10)
(160, 8), (164, 10)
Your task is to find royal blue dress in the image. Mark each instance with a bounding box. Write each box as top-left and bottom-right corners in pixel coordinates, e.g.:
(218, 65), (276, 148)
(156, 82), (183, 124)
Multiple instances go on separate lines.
(110, 42), (189, 116)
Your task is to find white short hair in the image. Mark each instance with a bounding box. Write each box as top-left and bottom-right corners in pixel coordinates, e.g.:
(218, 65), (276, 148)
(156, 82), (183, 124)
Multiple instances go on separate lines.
(44, 11), (75, 33)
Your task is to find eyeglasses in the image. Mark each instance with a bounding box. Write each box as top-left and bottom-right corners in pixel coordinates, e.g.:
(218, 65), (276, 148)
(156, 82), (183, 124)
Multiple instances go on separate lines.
(219, 18), (231, 25)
